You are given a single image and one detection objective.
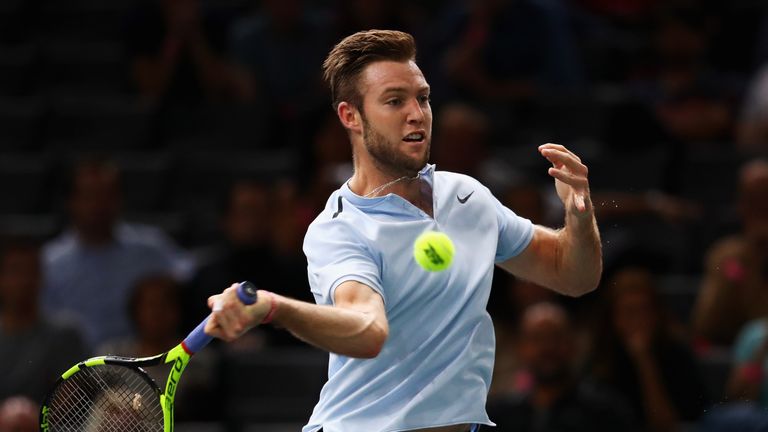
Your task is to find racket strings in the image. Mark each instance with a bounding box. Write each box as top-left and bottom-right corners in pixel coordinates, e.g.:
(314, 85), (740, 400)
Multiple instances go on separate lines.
(46, 364), (164, 431)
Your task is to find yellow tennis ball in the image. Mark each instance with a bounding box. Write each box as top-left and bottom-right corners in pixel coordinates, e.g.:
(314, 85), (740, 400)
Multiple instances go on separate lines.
(413, 231), (455, 272)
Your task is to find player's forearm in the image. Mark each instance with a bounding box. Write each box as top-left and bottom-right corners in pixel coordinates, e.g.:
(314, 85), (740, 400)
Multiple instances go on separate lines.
(270, 294), (388, 359)
(557, 210), (602, 296)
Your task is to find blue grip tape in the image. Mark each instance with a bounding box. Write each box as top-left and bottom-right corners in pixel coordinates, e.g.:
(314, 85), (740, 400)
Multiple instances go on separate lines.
(182, 281), (258, 355)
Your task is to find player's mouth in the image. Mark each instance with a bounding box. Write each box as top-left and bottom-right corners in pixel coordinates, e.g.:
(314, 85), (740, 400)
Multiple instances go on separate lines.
(402, 131), (426, 144)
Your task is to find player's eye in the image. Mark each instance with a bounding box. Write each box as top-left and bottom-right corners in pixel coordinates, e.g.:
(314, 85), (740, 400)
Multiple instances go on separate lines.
(386, 98), (402, 106)
(418, 94), (431, 105)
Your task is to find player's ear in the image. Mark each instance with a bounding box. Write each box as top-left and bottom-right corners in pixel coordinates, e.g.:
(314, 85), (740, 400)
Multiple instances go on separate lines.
(338, 102), (362, 134)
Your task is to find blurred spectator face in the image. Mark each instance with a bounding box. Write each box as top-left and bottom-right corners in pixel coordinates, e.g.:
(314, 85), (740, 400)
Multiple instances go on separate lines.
(0, 245), (40, 311)
(656, 19), (706, 65)
(131, 276), (180, 343)
(69, 162), (121, 242)
(518, 303), (574, 385)
(739, 161), (768, 246)
(0, 396), (38, 432)
(610, 268), (659, 339)
(433, 104), (489, 176)
(224, 182), (270, 247)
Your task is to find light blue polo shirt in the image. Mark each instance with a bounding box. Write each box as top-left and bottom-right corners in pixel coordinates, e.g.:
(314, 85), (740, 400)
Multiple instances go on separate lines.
(302, 164), (534, 432)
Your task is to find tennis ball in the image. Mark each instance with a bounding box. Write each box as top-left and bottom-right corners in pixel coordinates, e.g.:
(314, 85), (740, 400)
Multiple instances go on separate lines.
(413, 231), (455, 272)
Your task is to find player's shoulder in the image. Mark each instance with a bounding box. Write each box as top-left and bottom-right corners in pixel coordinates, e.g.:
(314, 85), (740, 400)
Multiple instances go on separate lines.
(434, 170), (495, 202)
(435, 170), (491, 191)
(434, 169), (482, 186)
(305, 189), (364, 245)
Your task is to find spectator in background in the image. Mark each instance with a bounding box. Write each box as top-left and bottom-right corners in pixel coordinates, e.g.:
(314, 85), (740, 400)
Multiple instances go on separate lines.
(591, 266), (706, 431)
(432, 103), (490, 178)
(230, 0), (332, 142)
(737, 63), (768, 151)
(727, 319), (768, 406)
(695, 317), (768, 432)
(125, 0), (254, 105)
(693, 159), (768, 345)
(187, 180), (310, 346)
(0, 396), (38, 432)
(489, 183), (564, 397)
(441, 0), (584, 103)
(99, 274), (219, 421)
(488, 302), (636, 432)
(0, 239), (87, 402)
(304, 111), (353, 214)
(627, 8), (735, 148)
(42, 158), (192, 349)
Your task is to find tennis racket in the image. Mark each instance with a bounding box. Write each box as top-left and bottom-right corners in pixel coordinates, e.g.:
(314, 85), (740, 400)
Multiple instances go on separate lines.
(39, 280), (258, 432)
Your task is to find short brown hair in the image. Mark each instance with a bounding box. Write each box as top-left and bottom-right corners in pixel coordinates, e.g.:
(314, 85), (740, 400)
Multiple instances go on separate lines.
(323, 29), (417, 110)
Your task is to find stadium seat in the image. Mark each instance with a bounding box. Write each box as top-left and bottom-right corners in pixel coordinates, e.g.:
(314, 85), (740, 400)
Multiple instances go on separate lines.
(163, 104), (271, 150)
(41, 41), (129, 95)
(656, 273), (700, 324)
(38, 0), (138, 42)
(0, 96), (46, 150)
(109, 151), (174, 212)
(45, 94), (155, 150)
(173, 149), (297, 206)
(0, 153), (54, 214)
(0, 44), (40, 96)
(588, 146), (673, 191)
(678, 148), (745, 216)
(0, 0), (38, 44)
(0, 213), (60, 239)
(222, 348), (327, 424)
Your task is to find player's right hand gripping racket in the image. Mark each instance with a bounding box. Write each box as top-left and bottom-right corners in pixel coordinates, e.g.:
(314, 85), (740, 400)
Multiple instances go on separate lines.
(39, 281), (258, 432)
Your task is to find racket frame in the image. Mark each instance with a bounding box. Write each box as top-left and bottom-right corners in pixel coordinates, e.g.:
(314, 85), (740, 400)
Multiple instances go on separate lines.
(40, 281), (257, 432)
(40, 346), (191, 432)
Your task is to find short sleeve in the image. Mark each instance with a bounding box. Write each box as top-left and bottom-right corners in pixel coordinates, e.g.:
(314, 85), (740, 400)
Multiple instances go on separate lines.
(491, 190), (534, 262)
(303, 218), (384, 306)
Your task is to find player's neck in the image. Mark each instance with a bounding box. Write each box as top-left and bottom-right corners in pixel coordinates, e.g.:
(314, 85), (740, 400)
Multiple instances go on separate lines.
(349, 154), (419, 198)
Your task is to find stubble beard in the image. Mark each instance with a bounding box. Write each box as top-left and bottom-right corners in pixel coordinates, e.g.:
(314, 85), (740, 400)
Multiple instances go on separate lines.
(362, 116), (430, 179)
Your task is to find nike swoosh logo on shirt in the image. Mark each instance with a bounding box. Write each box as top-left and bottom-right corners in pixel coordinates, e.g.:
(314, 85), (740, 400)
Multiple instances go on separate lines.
(457, 191), (474, 204)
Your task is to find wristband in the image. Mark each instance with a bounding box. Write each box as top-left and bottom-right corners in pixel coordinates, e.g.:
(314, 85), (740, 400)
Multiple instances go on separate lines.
(261, 291), (278, 324)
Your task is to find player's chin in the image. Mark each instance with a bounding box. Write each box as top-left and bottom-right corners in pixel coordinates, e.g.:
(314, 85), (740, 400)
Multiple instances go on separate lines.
(401, 141), (430, 165)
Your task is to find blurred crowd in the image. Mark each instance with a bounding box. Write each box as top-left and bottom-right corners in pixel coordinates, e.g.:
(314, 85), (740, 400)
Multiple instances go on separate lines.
(3, 0), (768, 431)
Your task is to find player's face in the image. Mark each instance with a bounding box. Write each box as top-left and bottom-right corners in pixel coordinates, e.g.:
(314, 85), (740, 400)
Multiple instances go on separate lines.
(358, 60), (432, 177)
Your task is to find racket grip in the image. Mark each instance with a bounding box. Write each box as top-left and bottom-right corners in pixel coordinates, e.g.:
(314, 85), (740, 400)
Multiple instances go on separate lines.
(182, 281), (259, 355)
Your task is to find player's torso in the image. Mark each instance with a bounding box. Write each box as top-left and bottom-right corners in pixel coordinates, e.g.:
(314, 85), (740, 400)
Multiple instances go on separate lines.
(367, 172), (499, 318)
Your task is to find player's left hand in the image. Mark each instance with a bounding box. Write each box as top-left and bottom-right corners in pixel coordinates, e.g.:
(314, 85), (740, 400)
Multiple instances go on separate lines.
(539, 143), (592, 216)
(205, 283), (272, 341)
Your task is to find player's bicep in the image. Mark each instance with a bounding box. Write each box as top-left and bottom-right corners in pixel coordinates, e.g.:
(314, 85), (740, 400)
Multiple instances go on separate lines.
(497, 225), (561, 290)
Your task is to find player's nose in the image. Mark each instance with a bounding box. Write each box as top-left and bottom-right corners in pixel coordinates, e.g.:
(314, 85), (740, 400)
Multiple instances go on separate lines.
(406, 99), (425, 124)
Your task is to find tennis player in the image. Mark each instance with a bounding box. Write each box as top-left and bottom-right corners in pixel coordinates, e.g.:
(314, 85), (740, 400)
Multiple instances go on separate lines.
(205, 30), (602, 432)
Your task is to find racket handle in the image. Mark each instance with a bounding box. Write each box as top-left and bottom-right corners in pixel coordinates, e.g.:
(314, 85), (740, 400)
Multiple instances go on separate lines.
(182, 281), (259, 355)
